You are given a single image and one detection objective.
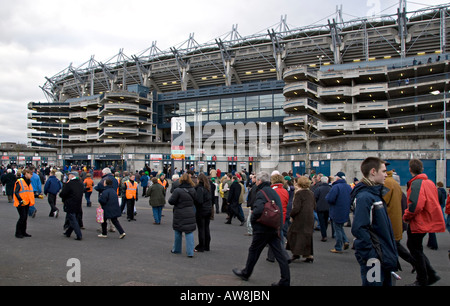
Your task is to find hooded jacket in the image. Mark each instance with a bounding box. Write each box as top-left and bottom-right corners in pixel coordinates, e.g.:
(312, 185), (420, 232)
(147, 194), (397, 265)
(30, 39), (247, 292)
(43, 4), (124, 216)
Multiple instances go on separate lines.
(404, 173), (445, 234)
(325, 179), (352, 223)
(351, 182), (398, 272)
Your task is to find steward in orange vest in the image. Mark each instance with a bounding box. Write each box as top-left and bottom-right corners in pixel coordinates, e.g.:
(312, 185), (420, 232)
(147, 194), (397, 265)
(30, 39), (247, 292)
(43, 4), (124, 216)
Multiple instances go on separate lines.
(158, 173), (168, 190)
(124, 175), (138, 221)
(14, 170), (34, 238)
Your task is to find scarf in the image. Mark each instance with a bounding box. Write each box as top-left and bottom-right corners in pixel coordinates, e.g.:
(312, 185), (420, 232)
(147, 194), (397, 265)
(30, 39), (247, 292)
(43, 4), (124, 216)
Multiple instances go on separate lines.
(360, 177), (378, 186)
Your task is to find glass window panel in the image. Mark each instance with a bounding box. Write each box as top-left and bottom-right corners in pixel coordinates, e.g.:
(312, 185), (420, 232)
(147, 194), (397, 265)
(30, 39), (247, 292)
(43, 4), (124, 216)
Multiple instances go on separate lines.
(247, 110), (259, 118)
(260, 110), (273, 118)
(175, 103), (185, 115)
(221, 98), (233, 112)
(209, 113), (220, 121)
(186, 115), (195, 123)
(186, 101), (197, 114)
(233, 112), (246, 120)
(233, 96), (245, 111)
(246, 96), (259, 111)
(209, 99), (220, 113)
(274, 109), (285, 117)
(222, 113), (232, 120)
(273, 94), (285, 109)
(198, 100), (208, 112)
(260, 94), (273, 109)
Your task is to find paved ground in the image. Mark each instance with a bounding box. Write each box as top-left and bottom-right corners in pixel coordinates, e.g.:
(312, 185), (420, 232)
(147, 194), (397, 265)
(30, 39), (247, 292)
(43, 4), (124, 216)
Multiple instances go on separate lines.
(0, 189), (449, 287)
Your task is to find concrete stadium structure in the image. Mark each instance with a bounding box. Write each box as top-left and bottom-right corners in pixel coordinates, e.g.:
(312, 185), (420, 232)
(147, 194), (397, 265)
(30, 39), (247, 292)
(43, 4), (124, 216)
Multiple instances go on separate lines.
(27, 2), (450, 185)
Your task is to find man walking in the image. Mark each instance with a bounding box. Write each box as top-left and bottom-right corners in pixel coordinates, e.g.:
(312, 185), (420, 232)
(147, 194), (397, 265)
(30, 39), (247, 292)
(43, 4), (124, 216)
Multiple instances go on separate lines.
(326, 171), (352, 253)
(351, 157), (399, 286)
(404, 159), (446, 286)
(44, 170), (62, 218)
(232, 171), (290, 286)
(60, 172), (84, 241)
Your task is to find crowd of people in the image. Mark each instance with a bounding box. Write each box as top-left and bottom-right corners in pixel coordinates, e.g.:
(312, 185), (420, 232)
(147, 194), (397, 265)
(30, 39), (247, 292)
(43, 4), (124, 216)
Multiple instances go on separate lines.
(1, 157), (449, 286)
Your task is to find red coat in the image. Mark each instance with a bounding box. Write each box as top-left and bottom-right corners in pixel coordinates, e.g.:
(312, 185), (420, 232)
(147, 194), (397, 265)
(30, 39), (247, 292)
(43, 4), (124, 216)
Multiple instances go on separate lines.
(404, 174), (445, 233)
(271, 183), (289, 224)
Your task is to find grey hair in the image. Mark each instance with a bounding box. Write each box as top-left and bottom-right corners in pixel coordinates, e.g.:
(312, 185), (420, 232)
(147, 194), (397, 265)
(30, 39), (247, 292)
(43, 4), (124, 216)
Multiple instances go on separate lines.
(102, 167), (111, 174)
(256, 171), (270, 183)
(321, 176), (329, 183)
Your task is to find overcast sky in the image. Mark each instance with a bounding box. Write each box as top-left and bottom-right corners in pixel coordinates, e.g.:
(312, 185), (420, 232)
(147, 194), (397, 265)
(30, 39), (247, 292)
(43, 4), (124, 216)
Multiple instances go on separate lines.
(0, 0), (447, 144)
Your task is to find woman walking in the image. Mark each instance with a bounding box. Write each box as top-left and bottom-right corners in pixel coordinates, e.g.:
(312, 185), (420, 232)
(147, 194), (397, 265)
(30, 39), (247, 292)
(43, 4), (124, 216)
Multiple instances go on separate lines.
(146, 177), (166, 224)
(168, 173), (197, 257)
(194, 173), (212, 252)
(98, 179), (126, 239)
(287, 176), (316, 263)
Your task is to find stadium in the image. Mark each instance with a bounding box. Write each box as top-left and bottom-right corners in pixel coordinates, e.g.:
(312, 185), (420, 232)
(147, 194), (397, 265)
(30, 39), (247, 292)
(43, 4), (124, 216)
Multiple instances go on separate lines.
(27, 2), (450, 185)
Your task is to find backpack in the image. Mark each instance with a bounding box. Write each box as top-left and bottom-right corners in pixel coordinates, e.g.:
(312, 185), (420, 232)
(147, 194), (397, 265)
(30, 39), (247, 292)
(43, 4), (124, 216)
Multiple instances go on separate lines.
(256, 190), (281, 229)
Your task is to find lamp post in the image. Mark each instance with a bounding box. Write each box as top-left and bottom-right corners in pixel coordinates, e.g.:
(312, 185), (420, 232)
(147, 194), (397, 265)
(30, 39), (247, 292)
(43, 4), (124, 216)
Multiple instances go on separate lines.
(431, 90), (447, 187)
(60, 119), (66, 167)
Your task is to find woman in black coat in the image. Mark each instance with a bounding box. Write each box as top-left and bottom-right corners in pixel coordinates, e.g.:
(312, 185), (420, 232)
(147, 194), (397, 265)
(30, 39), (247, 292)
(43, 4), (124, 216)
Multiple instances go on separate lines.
(1, 169), (16, 203)
(194, 173), (212, 252)
(98, 178), (126, 239)
(168, 173), (197, 257)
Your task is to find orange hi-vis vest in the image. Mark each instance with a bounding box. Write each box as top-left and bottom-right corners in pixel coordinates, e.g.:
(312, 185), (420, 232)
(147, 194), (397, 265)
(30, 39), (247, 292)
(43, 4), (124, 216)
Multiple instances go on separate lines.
(117, 178), (121, 196)
(125, 181), (138, 200)
(14, 178), (35, 207)
(158, 179), (167, 189)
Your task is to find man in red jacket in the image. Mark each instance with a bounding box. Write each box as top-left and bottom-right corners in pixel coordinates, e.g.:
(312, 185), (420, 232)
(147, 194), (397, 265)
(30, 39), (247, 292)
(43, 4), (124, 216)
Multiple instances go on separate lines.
(404, 159), (445, 286)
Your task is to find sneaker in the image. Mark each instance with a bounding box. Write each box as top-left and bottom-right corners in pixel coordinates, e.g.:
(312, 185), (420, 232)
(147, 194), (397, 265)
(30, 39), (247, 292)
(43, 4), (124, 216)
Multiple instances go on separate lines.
(119, 233), (126, 239)
(330, 248), (343, 253)
(344, 242), (350, 250)
(97, 234), (108, 238)
(53, 210), (59, 218)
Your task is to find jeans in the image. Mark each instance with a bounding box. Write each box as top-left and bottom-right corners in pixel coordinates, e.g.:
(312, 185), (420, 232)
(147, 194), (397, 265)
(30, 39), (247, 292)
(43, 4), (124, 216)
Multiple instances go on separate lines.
(172, 230), (194, 257)
(84, 192), (92, 206)
(333, 221), (348, 251)
(152, 206), (163, 224)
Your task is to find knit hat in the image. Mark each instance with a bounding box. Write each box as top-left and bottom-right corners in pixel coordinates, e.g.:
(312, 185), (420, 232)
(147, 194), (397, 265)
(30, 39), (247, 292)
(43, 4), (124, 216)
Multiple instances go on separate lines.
(335, 171), (346, 179)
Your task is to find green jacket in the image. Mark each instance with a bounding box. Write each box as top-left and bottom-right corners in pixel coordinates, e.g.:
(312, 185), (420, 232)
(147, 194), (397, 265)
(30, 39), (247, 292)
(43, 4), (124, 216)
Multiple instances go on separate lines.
(146, 183), (166, 207)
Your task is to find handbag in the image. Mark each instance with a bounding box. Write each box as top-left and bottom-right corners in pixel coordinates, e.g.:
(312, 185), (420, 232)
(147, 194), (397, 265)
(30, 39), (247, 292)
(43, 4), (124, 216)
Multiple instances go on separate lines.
(256, 190), (281, 229)
(96, 206), (104, 223)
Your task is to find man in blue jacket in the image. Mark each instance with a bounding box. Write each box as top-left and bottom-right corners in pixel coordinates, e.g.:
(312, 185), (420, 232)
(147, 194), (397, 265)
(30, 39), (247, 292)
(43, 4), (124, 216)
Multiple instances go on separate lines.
(44, 170), (62, 217)
(326, 171), (352, 253)
(351, 157), (399, 286)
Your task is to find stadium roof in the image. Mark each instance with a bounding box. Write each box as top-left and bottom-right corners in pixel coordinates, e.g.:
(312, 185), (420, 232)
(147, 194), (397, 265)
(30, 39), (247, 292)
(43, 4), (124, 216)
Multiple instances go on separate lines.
(41, 2), (450, 102)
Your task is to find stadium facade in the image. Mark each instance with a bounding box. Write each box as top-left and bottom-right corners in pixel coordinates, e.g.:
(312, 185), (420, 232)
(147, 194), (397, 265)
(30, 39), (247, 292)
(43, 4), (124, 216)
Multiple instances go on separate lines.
(27, 2), (450, 185)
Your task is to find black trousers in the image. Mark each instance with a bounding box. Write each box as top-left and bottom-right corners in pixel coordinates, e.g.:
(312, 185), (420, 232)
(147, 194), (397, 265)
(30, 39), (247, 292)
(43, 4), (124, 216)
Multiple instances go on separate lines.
(406, 227), (437, 285)
(64, 212), (82, 239)
(47, 193), (58, 216)
(126, 198), (136, 220)
(242, 232), (290, 286)
(101, 218), (125, 235)
(16, 205), (30, 236)
(195, 214), (211, 251)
